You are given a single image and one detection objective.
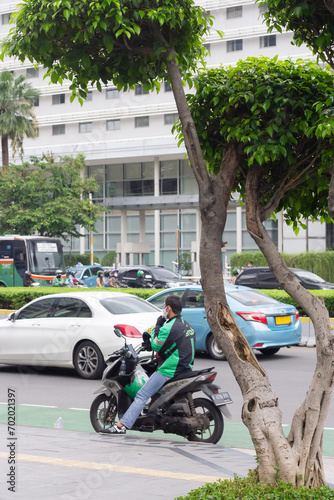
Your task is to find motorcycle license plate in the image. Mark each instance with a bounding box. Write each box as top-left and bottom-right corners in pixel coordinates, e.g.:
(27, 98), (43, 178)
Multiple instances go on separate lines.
(275, 315), (291, 325)
(211, 391), (232, 406)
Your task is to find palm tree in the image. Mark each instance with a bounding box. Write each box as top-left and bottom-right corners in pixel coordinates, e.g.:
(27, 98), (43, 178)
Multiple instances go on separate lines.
(0, 70), (39, 166)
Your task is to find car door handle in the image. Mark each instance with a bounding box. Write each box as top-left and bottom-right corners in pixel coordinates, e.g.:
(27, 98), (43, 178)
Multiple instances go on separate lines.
(32, 323), (40, 326)
(71, 324), (81, 328)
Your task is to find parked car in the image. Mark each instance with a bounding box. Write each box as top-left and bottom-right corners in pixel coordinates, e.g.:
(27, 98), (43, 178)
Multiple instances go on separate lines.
(235, 267), (334, 290)
(147, 285), (301, 360)
(117, 265), (191, 288)
(66, 265), (104, 288)
(0, 292), (160, 379)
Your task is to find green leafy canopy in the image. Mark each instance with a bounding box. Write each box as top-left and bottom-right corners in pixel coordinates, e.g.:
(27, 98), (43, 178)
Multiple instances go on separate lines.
(178, 57), (334, 229)
(1, 0), (213, 101)
(258, 0), (334, 69)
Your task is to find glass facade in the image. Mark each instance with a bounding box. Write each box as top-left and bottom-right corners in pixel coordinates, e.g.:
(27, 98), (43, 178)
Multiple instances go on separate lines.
(78, 161), (278, 270)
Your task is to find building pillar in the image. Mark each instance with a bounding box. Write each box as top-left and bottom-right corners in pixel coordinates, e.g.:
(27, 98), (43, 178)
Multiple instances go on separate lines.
(277, 211), (283, 253)
(236, 206), (242, 253)
(139, 211), (146, 265)
(120, 210), (127, 266)
(154, 157), (160, 265)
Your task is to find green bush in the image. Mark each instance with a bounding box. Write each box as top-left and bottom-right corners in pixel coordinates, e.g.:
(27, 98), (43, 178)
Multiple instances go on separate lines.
(260, 289), (334, 317)
(65, 253), (100, 267)
(101, 251), (117, 267)
(230, 251), (334, 283)
(0, 287), (161, 310)
(176, 470), (334, 499)
(1, 287), (333, 317)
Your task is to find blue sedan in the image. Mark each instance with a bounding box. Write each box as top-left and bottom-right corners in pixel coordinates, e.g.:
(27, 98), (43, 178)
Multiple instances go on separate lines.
(147, 285), (301, 360)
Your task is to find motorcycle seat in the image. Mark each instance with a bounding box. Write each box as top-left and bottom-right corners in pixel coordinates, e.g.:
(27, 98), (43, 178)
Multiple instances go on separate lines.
(169, 366), (215, 383)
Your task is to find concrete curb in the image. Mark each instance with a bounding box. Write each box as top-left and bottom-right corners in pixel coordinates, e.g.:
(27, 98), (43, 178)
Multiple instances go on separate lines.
(300, 317), (334, 347)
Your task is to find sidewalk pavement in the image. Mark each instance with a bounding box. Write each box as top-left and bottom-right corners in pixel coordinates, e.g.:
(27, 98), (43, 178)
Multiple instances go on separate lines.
(0, 424), (333, 500)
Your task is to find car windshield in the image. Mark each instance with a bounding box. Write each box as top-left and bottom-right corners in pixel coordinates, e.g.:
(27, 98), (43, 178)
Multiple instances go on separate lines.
(227, 289), (279, 306)
(100, 296), (160, 314)
(294, 270), (326, 283)
(151, 268), (179, 280)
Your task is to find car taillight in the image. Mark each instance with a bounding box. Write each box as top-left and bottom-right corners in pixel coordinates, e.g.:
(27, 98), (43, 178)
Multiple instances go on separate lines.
(295, 310), (299, 321)
(114, 324), (142, 338)
(236, 312), (268, 324)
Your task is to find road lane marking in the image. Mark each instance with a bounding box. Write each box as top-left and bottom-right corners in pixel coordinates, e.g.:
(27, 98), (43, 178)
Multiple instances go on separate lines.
(20, 404), (57, 408)
(0, 452), (221, 482)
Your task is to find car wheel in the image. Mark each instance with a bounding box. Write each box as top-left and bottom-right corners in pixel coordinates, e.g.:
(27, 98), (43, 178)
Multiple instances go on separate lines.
(206, 333), (226, 361)
(258, 347), (280, 356)
(73, 341), (105, 379)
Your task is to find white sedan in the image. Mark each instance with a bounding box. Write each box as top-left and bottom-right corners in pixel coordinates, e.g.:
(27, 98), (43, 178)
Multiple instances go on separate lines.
(0, 291), (160, 379)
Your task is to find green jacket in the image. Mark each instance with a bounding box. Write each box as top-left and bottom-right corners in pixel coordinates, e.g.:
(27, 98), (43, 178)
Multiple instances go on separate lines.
(151, 315), (196, 378)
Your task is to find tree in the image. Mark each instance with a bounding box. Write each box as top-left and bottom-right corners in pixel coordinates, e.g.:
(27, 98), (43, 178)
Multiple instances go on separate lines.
(179, 57), (334, 486)
(2, 0), (333, 488)
(0, 70), (39, 166)
(0, 153), (105, 239)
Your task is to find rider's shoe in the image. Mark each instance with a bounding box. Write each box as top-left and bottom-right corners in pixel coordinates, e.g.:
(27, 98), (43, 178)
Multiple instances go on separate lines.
(108, 424), (126, 434)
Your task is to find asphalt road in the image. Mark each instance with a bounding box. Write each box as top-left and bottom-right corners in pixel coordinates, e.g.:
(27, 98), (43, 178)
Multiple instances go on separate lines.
(0, 345), (333, 428)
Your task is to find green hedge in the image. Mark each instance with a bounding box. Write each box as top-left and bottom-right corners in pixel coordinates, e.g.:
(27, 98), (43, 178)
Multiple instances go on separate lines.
(176, 470), (334, 499)
(0, 287), (161, 310)
(1, 287), (333, 317)
(259, 289), (334, 318)
(230, 250), (334, 283)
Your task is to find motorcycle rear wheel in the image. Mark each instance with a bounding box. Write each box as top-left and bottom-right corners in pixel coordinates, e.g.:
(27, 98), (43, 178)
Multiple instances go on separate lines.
(187, 397), (224, 444)
(90, 393), (118, 433)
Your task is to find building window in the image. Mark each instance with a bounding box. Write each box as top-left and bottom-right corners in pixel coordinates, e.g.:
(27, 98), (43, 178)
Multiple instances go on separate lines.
(227, 39), (243, 52)
(160, 160), (178, 195)
(106, 87), (119, 99)
(106, 119), (121, 131)
(26, 67), (39, 78)
(52, 93), (65, 105)
(164, 113), (179, 125)
(260, 35), (276, 48)
(52, 124), (65, 135)
(135, 84), (149, 95)
(79, 122), (93, 133)
(123, 162), (154, 196)
(135, 116), (149, 128)
(164, 82), (172, 92)
(30, 97), (39, 107)
(2, 13), (12, 24)
(86, 91), (93, 101)
(226, 6), (242, 19)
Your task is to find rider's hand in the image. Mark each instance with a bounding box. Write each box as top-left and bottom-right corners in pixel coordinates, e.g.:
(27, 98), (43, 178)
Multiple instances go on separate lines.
(156, 315), (166, 328)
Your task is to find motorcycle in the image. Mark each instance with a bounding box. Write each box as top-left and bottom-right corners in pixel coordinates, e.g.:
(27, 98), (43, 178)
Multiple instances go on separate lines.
(90, 329), (233, 444)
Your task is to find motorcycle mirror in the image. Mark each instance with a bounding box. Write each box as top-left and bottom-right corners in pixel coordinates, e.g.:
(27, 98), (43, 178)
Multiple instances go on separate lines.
(114, 328), (123, 338)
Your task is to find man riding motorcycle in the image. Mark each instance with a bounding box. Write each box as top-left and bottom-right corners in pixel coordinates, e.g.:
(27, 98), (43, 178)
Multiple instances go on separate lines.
(109, 295), (196, 434)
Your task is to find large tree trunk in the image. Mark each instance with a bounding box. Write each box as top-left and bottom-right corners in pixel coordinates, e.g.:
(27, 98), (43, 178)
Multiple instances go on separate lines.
(1, 134), (9, 166)
(245, 165), (334, 487)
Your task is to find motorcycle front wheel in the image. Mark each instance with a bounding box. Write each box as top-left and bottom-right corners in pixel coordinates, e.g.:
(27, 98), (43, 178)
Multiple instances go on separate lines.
(187, 397), (224, 444)
(90, 393), (118, 432)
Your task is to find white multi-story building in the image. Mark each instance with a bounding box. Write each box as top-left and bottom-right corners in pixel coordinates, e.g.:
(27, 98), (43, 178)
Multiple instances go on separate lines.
(1, 1), (332, 271)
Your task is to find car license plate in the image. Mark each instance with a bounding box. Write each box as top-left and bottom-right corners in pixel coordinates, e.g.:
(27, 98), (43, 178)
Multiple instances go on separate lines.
(211, 391), (233, 406)
(275, 315), (291, 325)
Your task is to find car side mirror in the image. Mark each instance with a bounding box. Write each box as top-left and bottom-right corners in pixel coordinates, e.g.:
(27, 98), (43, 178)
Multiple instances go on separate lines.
(8, 312), (16, 322)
